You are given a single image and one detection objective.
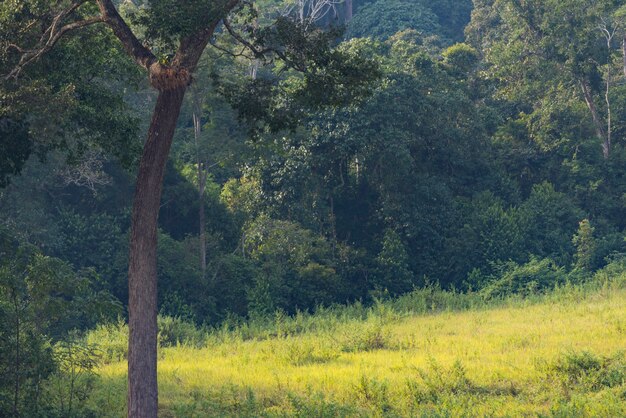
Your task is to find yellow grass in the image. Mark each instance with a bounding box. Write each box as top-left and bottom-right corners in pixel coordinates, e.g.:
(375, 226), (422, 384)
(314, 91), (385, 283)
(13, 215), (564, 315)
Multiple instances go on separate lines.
(92, 288), (626, 417)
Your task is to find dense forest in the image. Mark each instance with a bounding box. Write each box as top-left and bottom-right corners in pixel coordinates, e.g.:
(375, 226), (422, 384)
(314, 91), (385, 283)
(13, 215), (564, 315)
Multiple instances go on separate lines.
(2, 0), (626, 416)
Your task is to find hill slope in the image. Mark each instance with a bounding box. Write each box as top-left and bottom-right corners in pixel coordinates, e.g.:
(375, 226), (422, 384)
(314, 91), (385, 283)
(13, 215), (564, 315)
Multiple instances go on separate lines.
(90, 285), (626, 417)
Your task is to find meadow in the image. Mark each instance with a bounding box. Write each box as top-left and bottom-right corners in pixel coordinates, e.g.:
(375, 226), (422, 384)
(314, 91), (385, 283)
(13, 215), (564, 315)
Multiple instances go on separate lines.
(82, 270), (626, 417)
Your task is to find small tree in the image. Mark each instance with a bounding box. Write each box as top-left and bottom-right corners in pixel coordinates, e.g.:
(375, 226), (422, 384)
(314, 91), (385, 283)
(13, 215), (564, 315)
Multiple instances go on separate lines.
(573, 219), (596, 271)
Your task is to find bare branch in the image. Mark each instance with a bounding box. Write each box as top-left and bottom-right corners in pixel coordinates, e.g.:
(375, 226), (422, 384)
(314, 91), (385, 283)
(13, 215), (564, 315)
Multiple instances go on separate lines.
(7, 13), (105, 79)
(282, 0), (344, 29)
(209, 41), (255, 60)
(58, 149), (112, 195)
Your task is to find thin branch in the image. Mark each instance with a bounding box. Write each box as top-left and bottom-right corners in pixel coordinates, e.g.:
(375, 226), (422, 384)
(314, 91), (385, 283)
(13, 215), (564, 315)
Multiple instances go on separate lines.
(7, 16), (105, 79)
(209, 41), (255, 60)
(225, 17), (314, 72)
(224, 19), (280, 59)
(223, 19), (266, 57)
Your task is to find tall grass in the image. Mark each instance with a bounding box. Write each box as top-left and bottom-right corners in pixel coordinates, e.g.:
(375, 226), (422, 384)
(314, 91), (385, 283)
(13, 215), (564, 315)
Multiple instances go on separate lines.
(84, 264), (626, 416)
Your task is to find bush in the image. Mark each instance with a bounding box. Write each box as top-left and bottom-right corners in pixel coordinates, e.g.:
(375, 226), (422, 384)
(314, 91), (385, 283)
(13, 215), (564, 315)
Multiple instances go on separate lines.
(158, 316), (207, 348)
(481, 257), (567, 299)
(244, 215), (348, 314)
(283, 339), (339, 366)
(341, 321), (391, 352)
(0, 238), (119, 417)
(592, 255), (626, 288)
(407, 359), (475, 403)
(85, 320), (128, 364)
(545, 351), (626, 392)
(353, 375), (392, 413)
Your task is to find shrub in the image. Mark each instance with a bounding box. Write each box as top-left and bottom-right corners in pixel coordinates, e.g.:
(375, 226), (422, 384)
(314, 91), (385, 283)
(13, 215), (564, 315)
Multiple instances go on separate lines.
(545, 351), (626, 392)
(341, 321), (391, 352)
(572, 219), (596, 271)
(481, 257), (567, 299)
(353, 375), (392, 413)
(283, 339), (339, 366)
(407, 359), (475, 404)
(373, 229), (414, 295)
(85, 320), (128, 364)
(592, 255), (626, 288)
(157, 315), (207, 348)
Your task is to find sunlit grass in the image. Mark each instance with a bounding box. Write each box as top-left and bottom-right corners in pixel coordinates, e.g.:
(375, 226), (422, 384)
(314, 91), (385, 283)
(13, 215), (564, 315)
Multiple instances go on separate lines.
(90, 284), (626, 416)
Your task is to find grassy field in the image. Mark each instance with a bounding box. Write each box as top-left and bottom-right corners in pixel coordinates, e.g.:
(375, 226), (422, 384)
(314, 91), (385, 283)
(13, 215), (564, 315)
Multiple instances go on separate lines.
(87, 281), (626, 417)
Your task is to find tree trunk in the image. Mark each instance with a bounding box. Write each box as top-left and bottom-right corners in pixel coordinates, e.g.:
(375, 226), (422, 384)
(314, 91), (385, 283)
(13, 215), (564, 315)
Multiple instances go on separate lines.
(622, 35), (626, 78)
(13, 291), (20, 418)
(127, 86), (186, 418)
(580, 79), (609, 159)
(345, 0), (353, 22)
(192, 109), (207, 277)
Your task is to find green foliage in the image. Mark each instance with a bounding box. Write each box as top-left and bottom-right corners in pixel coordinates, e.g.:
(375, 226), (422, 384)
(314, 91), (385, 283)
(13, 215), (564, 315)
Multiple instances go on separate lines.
(51, 209), (127, 293)
(244, 215), (348, 314)
(341, 320), (391, 352)
(353, 375), (392, 413)
(283, 339), (339, 366)
(0, 5), (142, 174)
(545, 351), (626, 393)
(374, 229), (414, 295)
(128, 0), (233, 50)
(45, 335), (101, 418)
(214, 20), (381, 135)
(6, 7), (626, 417)
(573, 219), (597, 271)
(347, 0), (442, 41)
(481, 257), (567, 299)
(459, 192), (524, 272)
(408, 359), (475, 404)
(84, 320), (128, 365)
(517, 182), (583, 265)
(158, 316), (208, 348)
(0, 231), (118, 417)
(0, 117), (30, 187)
(442, 43), (479, 75)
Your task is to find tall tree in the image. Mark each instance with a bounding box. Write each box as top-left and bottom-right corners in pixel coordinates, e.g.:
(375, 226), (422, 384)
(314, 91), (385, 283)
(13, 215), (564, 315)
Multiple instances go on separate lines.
(468, 0), (624, 159)
(3, 1), (375, 416)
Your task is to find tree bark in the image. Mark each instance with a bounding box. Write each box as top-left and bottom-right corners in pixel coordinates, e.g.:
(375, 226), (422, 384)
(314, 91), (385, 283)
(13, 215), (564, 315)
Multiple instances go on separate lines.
(127, 87), (186, 418)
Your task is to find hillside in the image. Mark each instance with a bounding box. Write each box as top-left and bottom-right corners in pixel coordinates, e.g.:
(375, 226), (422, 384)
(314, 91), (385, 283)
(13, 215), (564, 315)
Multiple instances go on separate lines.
(88, 281), (626, 417)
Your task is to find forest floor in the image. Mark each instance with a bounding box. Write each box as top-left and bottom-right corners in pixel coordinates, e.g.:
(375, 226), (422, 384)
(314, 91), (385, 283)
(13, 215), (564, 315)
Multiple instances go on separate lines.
(89, 285), (626, 417)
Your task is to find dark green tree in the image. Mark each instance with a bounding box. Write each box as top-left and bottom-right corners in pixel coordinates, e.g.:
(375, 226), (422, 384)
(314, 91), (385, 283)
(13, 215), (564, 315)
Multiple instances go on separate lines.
(374, 229), (413, 295)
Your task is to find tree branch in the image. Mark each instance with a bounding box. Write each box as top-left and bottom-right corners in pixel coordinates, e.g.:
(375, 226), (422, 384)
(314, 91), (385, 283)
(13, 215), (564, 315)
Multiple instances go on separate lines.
(222, 18), (282, 65)
(96, 0), (157, 70)
(172, 23), (221, 71)
(209, 42), (255, 60)
(7, 14), (104, 79)
(172, 0), (244, 71)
